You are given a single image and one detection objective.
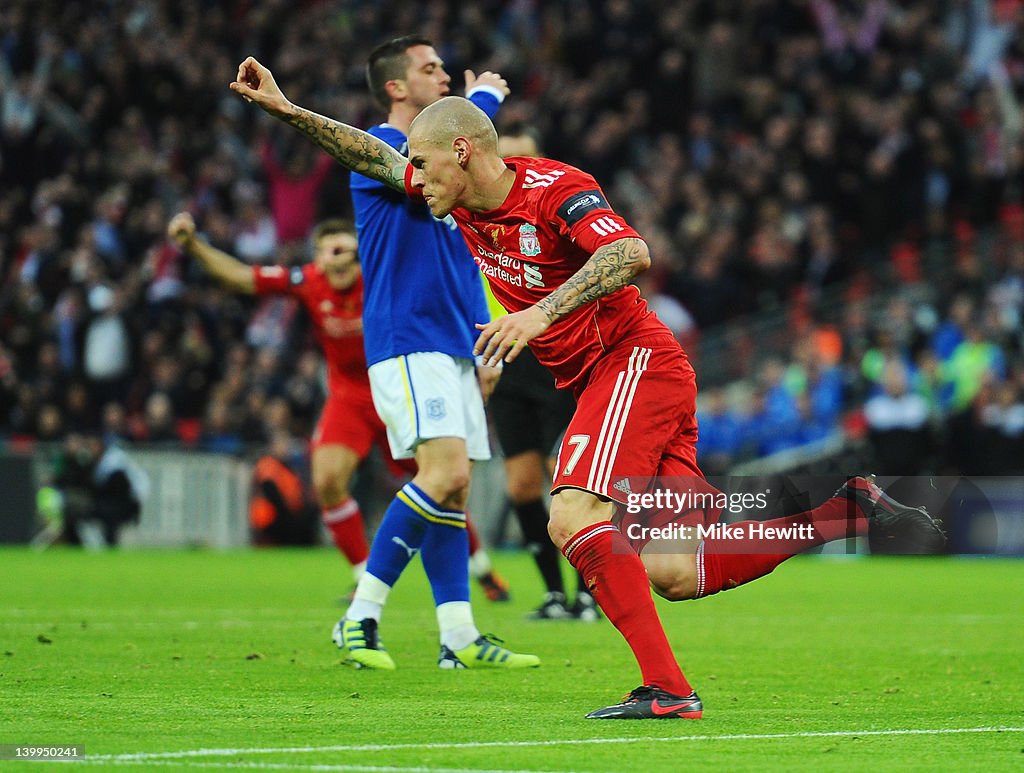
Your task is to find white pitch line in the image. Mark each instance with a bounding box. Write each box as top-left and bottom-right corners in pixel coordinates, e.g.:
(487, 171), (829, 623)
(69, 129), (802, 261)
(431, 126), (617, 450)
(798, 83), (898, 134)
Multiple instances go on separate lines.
(80, 726), (1024, 764)
(91, 762), (547, 773)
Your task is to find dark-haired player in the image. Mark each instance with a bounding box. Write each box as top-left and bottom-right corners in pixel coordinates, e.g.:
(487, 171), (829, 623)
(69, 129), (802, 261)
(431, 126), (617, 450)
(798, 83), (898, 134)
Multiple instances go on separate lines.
(271, 36), (535, 670)
(171, 208), (514, 627)
(169, 213), (387, 585)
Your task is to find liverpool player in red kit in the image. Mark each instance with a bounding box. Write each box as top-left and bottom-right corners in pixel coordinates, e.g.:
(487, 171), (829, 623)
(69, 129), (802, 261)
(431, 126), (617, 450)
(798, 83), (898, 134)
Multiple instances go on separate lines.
(168, 213), (384, 583)
(230, 58), (946, 719)
(169, 213), (506, 599)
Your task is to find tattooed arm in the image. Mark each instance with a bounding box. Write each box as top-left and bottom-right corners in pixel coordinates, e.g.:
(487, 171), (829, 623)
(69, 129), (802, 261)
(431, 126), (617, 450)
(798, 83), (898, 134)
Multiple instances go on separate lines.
(283, 106), (408, 191)
(474, 237), (651, 365)
(230, 56), (407, 192)
(535, 237), (651, 323)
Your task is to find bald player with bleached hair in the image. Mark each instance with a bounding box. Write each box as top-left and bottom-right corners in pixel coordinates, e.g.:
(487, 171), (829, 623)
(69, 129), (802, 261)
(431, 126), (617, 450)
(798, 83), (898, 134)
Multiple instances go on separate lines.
(231, 56), (946, 720)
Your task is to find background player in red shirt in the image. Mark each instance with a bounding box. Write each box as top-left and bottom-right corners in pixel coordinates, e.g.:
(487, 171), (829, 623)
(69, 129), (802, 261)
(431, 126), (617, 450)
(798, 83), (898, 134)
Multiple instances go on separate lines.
(230, 59), (945, 720)
(168, 213), (386, 587)
(168, 212), (509, 601)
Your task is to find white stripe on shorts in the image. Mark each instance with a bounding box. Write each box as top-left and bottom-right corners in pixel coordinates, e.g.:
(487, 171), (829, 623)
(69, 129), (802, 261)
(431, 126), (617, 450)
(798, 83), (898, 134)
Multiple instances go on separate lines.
(586, 347), (651, 496)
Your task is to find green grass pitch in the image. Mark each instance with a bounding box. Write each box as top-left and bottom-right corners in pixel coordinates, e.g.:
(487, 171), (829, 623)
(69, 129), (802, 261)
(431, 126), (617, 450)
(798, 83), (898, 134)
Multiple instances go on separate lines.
(1, 547), (1021, 771)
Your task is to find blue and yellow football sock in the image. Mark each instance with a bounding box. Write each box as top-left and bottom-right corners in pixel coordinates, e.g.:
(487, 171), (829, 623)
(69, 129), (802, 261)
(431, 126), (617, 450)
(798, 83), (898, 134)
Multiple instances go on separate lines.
(346, 482), (434, 621)
(402, 489), (479, 651)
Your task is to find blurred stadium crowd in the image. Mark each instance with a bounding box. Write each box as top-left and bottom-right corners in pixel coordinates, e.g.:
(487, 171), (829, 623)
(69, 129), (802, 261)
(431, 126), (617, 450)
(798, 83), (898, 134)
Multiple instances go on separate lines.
(1, 0), (1023, 478)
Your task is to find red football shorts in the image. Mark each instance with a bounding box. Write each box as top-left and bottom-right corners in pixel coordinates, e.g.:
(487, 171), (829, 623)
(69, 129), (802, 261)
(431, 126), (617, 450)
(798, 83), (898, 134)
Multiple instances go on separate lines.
(550, 336), (720, 550)
(312, 382), (415, 477)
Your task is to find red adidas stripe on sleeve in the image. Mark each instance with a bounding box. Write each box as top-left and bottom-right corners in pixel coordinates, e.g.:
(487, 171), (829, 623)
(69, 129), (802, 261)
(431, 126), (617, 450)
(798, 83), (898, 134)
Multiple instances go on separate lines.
(404, 164), (424, 201)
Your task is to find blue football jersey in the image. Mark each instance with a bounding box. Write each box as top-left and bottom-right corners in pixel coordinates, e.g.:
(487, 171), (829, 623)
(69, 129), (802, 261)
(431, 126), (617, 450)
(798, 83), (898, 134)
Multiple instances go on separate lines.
(350, 89), (501, 366)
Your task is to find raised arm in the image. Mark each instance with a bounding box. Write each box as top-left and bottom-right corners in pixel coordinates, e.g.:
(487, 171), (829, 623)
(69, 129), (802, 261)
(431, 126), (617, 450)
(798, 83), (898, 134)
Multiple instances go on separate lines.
(167, 212), (255, 294)
(230, 57), (408, 192)
(474, 236), (651, 366)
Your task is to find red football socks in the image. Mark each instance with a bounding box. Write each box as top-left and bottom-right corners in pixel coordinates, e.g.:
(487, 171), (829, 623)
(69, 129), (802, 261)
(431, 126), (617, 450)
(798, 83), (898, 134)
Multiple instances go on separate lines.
(466, 513), (482, 556)
(697, 496), (863, 597)
(563, 521), (692, 695)
(322, 498), (369, 566)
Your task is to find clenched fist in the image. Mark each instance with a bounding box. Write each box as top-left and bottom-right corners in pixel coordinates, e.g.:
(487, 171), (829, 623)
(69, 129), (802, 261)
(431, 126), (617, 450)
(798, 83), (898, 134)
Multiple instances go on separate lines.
(230, 57), (293, 118)
(167, 212), (196, 247)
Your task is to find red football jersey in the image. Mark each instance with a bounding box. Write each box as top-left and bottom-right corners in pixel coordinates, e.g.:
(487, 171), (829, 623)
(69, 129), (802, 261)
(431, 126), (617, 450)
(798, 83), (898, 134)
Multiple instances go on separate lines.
(252, 264), (367, 392)
(447, 157), (671, 390)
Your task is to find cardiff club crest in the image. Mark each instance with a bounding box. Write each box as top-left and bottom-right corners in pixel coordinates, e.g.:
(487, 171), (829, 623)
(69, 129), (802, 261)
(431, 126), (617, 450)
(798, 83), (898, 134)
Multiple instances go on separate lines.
(425, 398), (446, 421)
(519, 223), (541, 257)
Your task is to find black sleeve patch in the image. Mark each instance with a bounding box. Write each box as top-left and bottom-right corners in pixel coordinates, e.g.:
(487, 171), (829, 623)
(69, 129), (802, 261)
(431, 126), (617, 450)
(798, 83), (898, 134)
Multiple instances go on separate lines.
(556, 189), (609, 228)
(290, 267), (305, 286)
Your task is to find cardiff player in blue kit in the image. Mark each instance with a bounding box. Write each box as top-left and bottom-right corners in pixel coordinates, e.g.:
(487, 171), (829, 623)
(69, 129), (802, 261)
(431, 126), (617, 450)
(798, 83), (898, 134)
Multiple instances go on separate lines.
(326, 36), (538, 669)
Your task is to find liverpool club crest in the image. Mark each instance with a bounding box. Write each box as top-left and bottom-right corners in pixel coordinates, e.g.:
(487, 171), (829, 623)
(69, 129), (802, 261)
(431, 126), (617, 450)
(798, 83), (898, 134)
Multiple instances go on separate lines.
(519, 223), (541, 256)
(484, 224), (507, 249)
